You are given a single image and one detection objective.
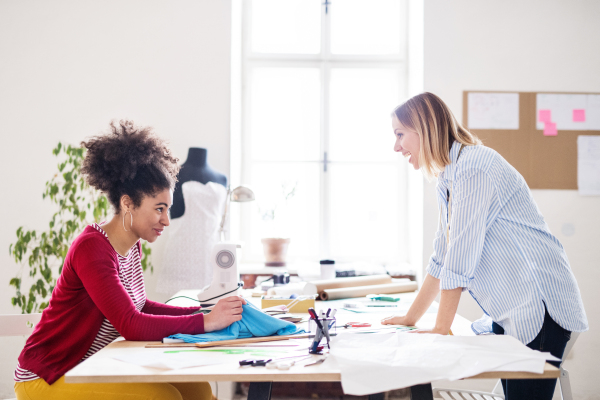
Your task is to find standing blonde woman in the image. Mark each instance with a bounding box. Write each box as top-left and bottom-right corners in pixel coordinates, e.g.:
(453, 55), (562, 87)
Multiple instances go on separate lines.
(14, 120), (246, 400)
(381, 93), (588, 400)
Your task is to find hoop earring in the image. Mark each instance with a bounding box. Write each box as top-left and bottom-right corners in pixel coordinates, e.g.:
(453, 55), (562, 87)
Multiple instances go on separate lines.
(123, 210), (133, 232)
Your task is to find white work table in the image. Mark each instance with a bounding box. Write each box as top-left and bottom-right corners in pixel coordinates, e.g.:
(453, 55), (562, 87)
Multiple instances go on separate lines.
(65, 290), (559, 400)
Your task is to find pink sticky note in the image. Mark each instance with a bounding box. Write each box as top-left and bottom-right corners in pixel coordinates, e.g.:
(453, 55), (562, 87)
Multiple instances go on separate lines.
(544, 122), (557, 136)
(539, 109), (552, 123)
(573, 109), (586, 122)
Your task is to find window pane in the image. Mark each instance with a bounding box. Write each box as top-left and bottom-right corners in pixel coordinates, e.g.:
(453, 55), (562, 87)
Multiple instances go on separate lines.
(330, 0), (404, 55)
(248, 162), (321, 258)
(251, 0), (321, 54)
(328, 163), (402, 261)
(250, 67), (321, 162)
(329, 67), (403, 162)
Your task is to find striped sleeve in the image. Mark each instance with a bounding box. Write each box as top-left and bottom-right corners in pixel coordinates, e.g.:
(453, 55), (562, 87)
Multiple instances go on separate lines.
(14, 362), (39, 382)
(426, 221), (448, 280)
(441, 169), (495, 291)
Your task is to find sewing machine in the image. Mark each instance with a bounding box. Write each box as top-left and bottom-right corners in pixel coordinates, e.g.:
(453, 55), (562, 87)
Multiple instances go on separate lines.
(197, 242), (243, 302)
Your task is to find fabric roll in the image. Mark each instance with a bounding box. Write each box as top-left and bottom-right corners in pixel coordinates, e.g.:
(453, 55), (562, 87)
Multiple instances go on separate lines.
(303, 274), (392, 297)
(320, 280), (418, 300)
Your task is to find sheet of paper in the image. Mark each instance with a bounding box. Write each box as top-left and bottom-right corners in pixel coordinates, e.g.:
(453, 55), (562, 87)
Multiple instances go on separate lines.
(543, 122), (557, 136)
(536, 94), (600, 130)
(573, 109), (586, 122)
(538, 109), (552, 123)
(110, 348), (296, 370)
(468, 92), (519, 129)
(578, 136), (600, 196)
(326, 332), (558, 396)
(342, 303), (437, 314)
(111, 350), (236, 370)
(588, 95), (600, 130)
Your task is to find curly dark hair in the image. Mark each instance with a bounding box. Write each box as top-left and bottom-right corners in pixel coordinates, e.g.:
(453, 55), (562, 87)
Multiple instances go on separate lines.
(80, 120), (180, 213)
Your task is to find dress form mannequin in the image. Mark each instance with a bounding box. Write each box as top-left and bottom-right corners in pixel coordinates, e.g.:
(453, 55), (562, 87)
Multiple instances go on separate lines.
(171, 148), (227, 219)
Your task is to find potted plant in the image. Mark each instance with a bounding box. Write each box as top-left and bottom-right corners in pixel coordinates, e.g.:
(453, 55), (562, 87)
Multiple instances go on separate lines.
(257, 181), (297, 267)
(8, 143), (153, 313)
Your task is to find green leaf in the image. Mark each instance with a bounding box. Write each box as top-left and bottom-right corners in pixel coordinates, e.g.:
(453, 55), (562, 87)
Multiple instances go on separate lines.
(52, 143), (62, 156)
(9, 278), (21, 289)
(26, 293), (34, 314)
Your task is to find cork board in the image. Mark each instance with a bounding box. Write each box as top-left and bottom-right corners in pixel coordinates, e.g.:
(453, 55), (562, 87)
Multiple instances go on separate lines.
(463, 91), (600, 189)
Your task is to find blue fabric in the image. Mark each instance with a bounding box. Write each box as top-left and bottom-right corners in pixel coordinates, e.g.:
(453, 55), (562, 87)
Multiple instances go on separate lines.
(168, 301), (304, 343)
(427, 142), (588, 344)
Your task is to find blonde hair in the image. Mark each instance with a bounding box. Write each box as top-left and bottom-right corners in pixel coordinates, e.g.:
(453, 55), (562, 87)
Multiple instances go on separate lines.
(393, 92), (481, 180)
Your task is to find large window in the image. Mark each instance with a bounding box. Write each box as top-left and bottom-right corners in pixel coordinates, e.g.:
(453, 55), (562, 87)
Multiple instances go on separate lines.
(238, 0), (410, 265)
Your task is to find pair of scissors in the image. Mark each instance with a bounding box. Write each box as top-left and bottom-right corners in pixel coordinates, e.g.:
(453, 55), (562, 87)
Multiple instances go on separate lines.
(340, 322), (371, 328)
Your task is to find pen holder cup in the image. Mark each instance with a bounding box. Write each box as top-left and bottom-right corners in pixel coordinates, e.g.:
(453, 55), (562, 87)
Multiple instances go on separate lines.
(308, 317), (336, 336)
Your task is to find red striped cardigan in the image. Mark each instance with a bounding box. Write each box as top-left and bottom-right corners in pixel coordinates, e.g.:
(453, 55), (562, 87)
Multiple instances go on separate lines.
(17, 225), (203, 385)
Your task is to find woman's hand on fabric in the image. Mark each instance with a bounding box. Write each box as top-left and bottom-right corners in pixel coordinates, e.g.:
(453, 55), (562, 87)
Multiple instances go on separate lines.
(381, 315), (414, 326)
(203, 296), (247, 332)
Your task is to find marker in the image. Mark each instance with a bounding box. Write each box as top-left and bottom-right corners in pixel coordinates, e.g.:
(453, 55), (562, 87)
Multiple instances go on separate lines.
(365, 304), (398, 308)
(367, 295), (400, 302)
(308, 308), (324, 330)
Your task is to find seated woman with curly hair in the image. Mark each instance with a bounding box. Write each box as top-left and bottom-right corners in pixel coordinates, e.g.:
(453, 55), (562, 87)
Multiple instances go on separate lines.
(14, 120), (245, 400)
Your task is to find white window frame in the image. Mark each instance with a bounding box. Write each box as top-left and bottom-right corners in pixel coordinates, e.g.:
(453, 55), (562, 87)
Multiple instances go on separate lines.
(233, 0), (419, 266)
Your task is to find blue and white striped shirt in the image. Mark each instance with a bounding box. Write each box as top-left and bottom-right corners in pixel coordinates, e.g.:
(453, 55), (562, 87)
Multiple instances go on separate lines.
(427, 142), (588, 344)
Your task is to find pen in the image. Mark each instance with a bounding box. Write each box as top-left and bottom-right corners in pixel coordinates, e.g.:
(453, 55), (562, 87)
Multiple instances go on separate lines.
(328, 309), (337, 329)
(322, 317), (331, 347)
(311, 328), (323, 353)
(308, 308), (324, 330)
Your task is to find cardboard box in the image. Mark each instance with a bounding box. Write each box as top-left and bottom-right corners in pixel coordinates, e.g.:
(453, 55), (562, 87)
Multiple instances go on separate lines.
(261, 296), (316, 313)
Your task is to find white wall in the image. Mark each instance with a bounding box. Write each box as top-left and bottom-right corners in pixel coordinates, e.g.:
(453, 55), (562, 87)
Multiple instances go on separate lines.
(423, 1), (600, 398)
(0, 0), (231, 397)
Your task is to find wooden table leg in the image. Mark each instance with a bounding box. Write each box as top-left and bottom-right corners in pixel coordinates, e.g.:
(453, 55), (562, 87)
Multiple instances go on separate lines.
(410, 383), (434, 400)
(247, 382), (272, 400)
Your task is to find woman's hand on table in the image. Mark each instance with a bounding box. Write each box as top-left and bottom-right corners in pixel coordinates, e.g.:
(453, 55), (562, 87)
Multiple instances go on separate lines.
(407, 327), (447, 335)
(381, 316), (447, 335)
(203, 296), (247, 332)
(381, 315), (414, 326)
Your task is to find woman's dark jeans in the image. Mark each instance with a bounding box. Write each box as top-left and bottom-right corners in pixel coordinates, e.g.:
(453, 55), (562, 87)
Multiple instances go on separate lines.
(492, 306), (571, 400)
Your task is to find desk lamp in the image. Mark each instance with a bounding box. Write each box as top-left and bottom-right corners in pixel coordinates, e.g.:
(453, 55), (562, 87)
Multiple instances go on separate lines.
(199, 185), (255, 303)
(219, 185), (255, 241)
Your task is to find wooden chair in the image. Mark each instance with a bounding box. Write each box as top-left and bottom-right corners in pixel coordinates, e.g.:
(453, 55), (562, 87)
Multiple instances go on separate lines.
(1, 313), (43, 400)
(433, 332), (580, 400)
(0, 314), (42, 338)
